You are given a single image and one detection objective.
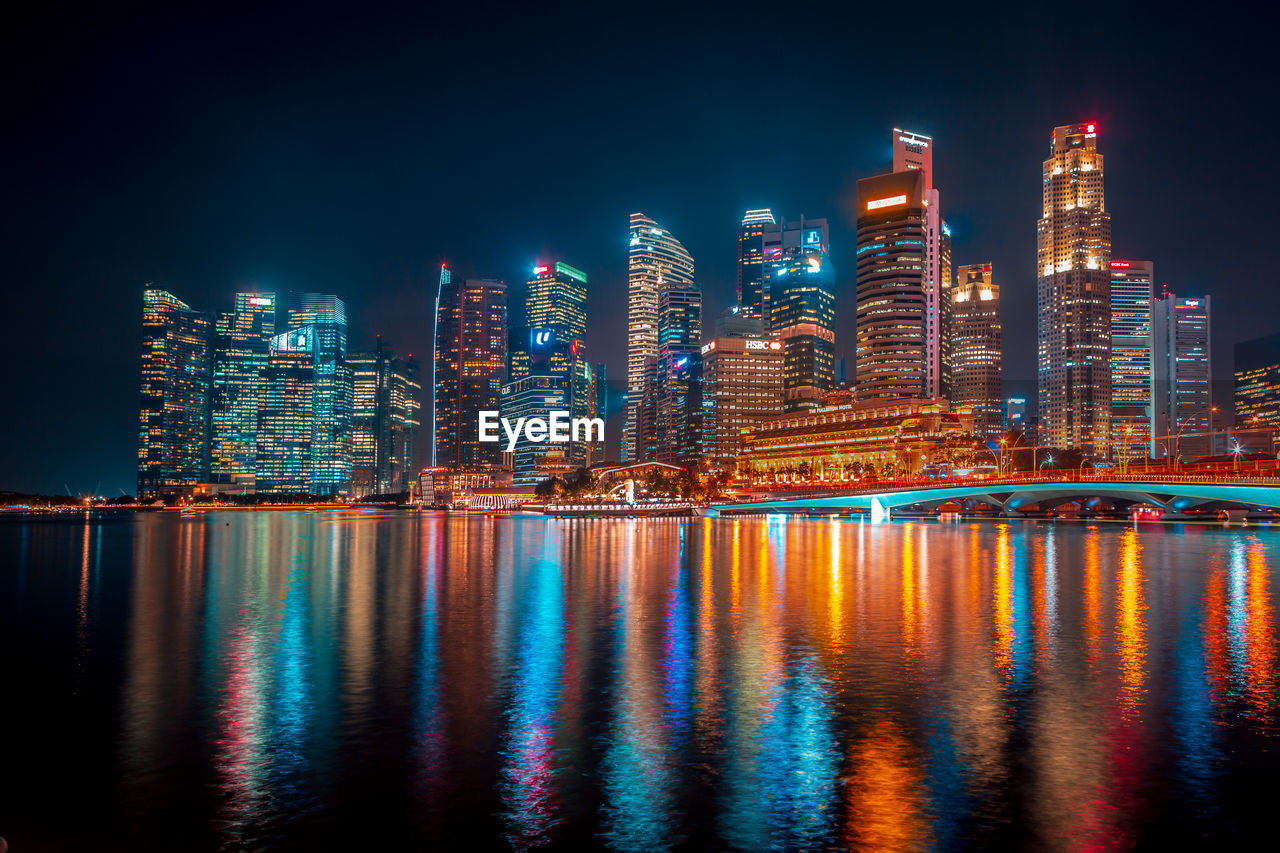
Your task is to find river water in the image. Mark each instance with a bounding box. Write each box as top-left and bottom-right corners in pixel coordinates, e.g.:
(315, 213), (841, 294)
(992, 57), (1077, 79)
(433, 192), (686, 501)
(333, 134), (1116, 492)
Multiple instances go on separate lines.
(1, 511), (1277, 850)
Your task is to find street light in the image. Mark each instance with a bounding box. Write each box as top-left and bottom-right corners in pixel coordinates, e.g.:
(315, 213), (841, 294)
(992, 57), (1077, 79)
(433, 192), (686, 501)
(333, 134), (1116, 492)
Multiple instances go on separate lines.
(1173, 405), (1218, 468)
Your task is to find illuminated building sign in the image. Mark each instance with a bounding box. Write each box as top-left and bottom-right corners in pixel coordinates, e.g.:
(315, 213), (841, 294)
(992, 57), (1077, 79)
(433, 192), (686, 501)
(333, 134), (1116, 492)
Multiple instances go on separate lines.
(271, 326), (314, 354)
(534, 329), (552, 346)
(247, 296), (274, 306)
(867, 194), (907, 210)
(701, 342), (715, 354)
(805, 230), (823, 245)
(532, 265), (549, 275)
(1111, 261), (1130, 268)
(745, 339), (769, 350)
(554, 261), (587, 283)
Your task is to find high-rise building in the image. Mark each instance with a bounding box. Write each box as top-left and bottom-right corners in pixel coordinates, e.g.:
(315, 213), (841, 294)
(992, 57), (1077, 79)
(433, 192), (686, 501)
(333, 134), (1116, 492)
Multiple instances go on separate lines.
(892, 129), (947, 399)
(1036, 122), (1112, 455)
(949, 264), (1002, 438)
(636, 285), (704, 463)
(1109, 260), (1154, 463)
(210, 292), (276, 492)
(286, 293), (352, 494)
(256, 325), (316, 494)
(1153, 293), (1212, 457)
(434, 276), (507, 470)
(137, 286), (212, 499)
(502, 324), (600, 478)
(737, 209), (775, 318)
(1235, 332), (1280, 429)
(763, 216), (835, 411)
(350, 337), (420, 495)
(625, 213), (695, 461)
(702, 316), (784, 462)
(526, 261), (587, 339)
(855, 170), (929, 400)
(430, 264), (450, 468)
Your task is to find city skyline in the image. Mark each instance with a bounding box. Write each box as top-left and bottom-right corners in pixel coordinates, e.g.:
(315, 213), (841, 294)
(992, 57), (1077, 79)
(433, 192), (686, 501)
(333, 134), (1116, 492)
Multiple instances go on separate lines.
(4, 4), (1277, 494)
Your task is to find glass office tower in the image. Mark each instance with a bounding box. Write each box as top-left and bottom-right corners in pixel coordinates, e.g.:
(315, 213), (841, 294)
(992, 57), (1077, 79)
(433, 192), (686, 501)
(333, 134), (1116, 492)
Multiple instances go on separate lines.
(210, 292), (276, 491)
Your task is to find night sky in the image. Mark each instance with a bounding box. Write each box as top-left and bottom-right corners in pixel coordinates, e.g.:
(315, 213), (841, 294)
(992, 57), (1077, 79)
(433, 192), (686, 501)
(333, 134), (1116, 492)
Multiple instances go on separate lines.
(4, 2), (1277, 495)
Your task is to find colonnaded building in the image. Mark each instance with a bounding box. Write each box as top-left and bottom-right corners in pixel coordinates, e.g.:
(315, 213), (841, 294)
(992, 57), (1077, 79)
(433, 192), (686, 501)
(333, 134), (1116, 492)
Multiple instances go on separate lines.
(737, 392), (977, 483)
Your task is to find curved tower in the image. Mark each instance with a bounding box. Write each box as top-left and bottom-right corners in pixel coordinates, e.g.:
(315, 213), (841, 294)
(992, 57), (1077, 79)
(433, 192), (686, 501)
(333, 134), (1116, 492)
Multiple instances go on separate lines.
(625, 213), (695, 461)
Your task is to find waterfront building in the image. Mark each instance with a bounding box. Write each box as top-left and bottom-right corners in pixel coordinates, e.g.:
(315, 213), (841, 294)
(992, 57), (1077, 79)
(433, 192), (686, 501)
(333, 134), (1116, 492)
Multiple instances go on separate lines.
(625, 212), (695, 461)
(702, 316), (784, 462)
(1109, 260), (1154, 462)
(526, 261), (587, 339)
(855, 170), (929, 400)
(503, 325), (601, 475)
(1235, 331), (1280, 429)
(434, 275), (507, 470)
(137, 285), (212, 499)
(894, 128), (947, 399)
(737, 209), (775, 318)
(739, 392), (975, 482)
(763, 216), (835, 411)
(949, 264), (1002, 438)
(500, 375), (573, 486)
(635, 285), (703, 463)
(209, 292), (276, 492)
(256, 325), (317, 494)
(287, 293), (352, 494)
(1036, 122), (1112, 455)
(1153, 292), (1212, 457)
(350, 337), (420, 495)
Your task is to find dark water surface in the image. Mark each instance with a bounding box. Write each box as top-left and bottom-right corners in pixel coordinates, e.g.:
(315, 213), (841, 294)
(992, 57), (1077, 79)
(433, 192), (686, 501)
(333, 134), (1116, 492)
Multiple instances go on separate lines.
(2, 511), (1278, 851)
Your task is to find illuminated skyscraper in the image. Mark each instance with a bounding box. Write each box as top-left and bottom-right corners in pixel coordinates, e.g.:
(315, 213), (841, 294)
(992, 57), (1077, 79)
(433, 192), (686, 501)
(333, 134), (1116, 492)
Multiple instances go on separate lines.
(286, 293), (352, 494)
(350, 336), (420, 495)
(1036, 122), (1112, 454)
(763, 216), (834, 411)
(855, 170), (929, 399)
(210, 292), (276, 491)
(702, 315), (784, 462)
(1109, 260), (1154, 462)
(526, 261), (587, 339)
(1235, 332), (1280, 429)
(1153, 292), (1212, 457)
(503, 324), (600, 478)
(892, 129), (948, 398)
(737, 209), (775, 317)
(256, 325), (316, 494)
(636, 285), (704, 463)
(625, 213), (695, 461)
(434, 276), (507, 470)
(949, 264), (1002, 438)
(137, 286), (211, 499)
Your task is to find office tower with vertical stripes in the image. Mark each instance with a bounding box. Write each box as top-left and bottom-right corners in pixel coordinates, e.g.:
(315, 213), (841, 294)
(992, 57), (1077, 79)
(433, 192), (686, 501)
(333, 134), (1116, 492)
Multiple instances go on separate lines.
(737, 209), (774, 317)
(137, 285), (212, 498)
(1109, 260), (1154, 462)
(625, 213), (695, 461)
(949, 264), (1002, 438)
(434, 275), (507, 470)
(1036, 122), (1112, 455)
(210, 292), (276, 491)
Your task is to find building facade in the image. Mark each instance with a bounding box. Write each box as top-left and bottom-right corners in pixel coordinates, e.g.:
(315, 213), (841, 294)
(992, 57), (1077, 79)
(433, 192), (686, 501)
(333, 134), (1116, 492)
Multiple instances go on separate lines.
(1153, 292), (1212, 457)
(350, 337), (420, 495)
(209, 292), (276, 492)
(739, 393), (975, 482)
(635, 285), (703, 464)
(893, 128), (947, 399)
(256, 325), (316, 494)
(286, 293), (352, 494)
(702, 322), (784, 462)
(949, 264), (1002, 438)
(855, 170), (929, 400)
(625, 213), (695, 461)
(1235, 332), (1280, 429)
(763, 216), (835, 411)
(503, 324), (601, 477)
(137, 286), (212, 498)
(737, 209), (775, 318)
(526, 261), (587, 339)
(1109, 260), (1154, 462)
(1036, 122), (1112, 455)
(499, 375), (572, 486)
(434, 275), (507, 470)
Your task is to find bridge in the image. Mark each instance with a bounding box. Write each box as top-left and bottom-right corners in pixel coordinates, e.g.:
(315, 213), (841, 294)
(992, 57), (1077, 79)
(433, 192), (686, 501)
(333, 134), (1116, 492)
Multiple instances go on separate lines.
(703, 473), (1280, 520)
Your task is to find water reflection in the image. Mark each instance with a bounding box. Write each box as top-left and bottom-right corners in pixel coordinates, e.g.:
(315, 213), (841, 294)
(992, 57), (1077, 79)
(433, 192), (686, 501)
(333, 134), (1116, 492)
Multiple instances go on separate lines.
(1, 514), (1278, 849)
